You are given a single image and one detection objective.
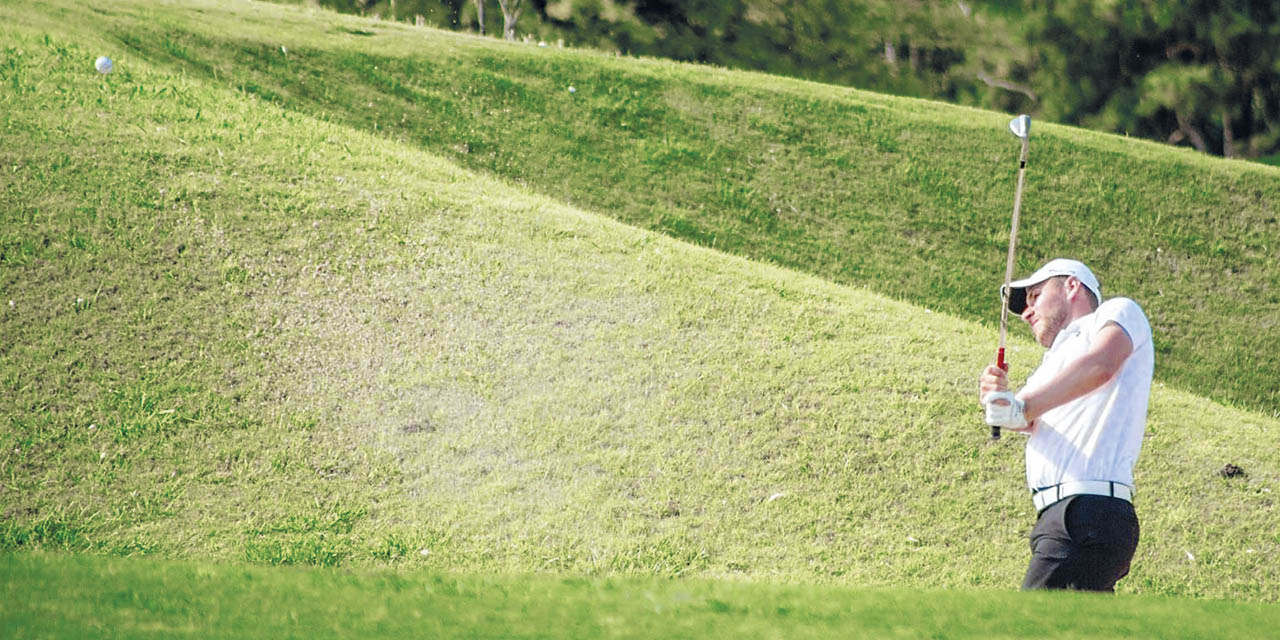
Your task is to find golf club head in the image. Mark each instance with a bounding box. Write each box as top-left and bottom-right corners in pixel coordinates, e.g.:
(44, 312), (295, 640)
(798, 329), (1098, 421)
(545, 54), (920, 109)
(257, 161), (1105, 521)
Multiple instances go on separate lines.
(1008, 114), (1031, 140)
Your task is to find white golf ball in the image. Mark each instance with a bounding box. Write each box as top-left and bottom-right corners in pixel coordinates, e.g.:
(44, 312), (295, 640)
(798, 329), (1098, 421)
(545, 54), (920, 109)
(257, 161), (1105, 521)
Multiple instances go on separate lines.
(568, 86), (576, 93)
(95, 56), (113, 74)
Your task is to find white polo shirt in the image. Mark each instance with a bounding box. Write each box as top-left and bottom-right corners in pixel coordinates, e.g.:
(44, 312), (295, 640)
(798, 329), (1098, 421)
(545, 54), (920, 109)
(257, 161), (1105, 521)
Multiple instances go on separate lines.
(1020, 297), (1154, 491)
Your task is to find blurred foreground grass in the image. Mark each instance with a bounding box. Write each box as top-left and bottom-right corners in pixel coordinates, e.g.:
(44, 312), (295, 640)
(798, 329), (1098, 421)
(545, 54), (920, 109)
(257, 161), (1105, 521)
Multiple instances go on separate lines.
(6, 552), (1280, 640)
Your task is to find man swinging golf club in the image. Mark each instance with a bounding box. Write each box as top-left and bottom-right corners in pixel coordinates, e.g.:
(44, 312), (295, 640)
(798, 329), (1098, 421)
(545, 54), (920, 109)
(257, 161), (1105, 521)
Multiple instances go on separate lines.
(979, 258), (1154, 592)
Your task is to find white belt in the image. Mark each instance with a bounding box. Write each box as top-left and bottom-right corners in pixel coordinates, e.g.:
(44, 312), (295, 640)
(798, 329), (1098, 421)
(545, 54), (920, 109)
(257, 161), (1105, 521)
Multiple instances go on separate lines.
(1032, 481), (1133, 513)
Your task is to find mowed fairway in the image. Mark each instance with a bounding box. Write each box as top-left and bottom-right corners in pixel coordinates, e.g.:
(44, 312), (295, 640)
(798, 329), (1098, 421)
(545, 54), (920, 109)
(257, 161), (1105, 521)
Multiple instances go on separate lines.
(1, 0), (1279, 636)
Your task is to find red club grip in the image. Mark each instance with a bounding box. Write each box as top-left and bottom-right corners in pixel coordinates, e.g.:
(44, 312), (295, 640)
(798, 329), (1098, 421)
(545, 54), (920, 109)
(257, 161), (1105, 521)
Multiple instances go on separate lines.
(993, 348), (1007, 440)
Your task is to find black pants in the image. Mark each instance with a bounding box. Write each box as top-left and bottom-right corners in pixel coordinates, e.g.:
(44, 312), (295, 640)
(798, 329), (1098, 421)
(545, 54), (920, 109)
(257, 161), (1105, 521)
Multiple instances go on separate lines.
(1022, 495), (1140, 592)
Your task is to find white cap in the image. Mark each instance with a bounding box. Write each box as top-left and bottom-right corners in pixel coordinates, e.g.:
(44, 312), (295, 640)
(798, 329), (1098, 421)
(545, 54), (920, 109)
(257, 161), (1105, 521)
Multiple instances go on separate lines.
(1002, 258), (1102, 314)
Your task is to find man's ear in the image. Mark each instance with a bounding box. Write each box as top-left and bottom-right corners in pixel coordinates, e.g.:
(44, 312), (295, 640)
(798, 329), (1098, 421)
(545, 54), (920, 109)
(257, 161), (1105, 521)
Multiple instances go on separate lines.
(1063, 276), (1082, 303)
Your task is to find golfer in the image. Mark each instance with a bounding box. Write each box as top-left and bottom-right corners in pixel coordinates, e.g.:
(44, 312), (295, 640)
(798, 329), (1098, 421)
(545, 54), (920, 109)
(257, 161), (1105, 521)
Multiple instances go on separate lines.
(978, 258), (1154, 592)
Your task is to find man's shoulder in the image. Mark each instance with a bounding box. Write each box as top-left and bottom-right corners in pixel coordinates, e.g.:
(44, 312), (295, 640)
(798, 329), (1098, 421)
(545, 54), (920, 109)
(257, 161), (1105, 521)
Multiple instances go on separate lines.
(1097, 297), (1148, 320)
(1099, 296), (1143, 312)
(1095, 298), (1152, 346)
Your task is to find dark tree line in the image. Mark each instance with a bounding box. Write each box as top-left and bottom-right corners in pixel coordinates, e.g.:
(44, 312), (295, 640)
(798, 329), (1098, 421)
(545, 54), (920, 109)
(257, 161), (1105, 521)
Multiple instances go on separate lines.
(1013, 0), (1280, 159)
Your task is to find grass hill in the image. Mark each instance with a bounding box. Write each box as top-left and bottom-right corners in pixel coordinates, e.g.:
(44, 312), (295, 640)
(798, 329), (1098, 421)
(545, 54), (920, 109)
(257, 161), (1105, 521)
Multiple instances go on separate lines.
(2, 0), (1279, 631)
(97, 0), (1280, 415)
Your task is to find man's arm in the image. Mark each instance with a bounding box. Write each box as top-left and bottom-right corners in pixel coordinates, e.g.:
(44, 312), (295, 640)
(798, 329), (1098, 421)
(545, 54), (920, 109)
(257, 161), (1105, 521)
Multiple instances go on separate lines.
(1020, 322), (1133, 423)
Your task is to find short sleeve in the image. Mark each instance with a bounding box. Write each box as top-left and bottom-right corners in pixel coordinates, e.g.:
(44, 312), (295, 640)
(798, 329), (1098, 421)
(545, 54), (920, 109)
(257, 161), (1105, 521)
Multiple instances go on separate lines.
(1094, 298), (1152, 353)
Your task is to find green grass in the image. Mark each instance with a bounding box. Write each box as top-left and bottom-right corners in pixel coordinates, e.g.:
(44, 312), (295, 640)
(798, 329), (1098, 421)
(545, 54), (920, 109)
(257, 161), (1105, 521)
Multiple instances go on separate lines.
(6, 551), (1280, 639)
(37, 0), (1279, 414)
(1, 0), (1279, 634)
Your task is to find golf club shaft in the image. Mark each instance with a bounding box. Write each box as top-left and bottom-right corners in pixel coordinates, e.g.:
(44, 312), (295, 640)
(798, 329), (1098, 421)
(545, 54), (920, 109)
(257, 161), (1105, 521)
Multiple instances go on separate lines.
(994, 136), (1030, 439)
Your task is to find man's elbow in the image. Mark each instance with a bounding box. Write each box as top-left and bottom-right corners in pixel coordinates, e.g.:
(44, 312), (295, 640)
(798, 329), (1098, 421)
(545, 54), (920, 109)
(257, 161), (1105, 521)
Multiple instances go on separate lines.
(1086, 357), (1125, 391)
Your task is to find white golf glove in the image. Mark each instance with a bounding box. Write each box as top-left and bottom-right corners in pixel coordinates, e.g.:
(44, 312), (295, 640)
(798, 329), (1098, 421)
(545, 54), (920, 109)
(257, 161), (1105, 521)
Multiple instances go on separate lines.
(982, 391), (1028, 430)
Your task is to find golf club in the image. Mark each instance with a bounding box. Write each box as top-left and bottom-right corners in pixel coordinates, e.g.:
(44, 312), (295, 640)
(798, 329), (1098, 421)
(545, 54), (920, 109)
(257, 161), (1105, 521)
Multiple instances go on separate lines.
(994, 114), (1031, 440)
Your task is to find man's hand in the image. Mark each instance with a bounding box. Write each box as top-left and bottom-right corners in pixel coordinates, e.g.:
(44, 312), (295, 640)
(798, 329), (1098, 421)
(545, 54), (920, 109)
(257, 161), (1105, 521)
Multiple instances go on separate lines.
(978, 364), (1008, 398)
(982, 391), (1029, 430)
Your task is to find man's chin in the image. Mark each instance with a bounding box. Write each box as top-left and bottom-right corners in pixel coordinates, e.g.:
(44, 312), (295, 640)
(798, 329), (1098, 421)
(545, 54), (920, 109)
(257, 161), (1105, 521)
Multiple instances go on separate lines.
(1033, 328), (1053, 347)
